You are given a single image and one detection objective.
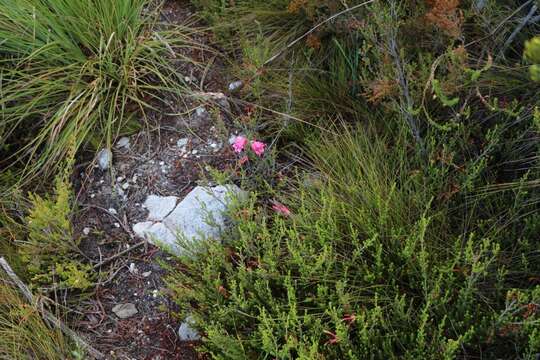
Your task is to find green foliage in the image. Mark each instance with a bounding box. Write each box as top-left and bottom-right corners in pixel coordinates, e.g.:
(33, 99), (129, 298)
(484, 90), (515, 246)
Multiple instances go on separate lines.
(167, 126), (540, 359)
(525, 36), (540, 81)
(18, 161), (93, 290)
(0, 0), (201, 180)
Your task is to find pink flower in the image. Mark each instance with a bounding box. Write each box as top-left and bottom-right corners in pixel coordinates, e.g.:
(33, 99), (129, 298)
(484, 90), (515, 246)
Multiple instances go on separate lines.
(232, 136), (248, 153)
(342, 313), (356, 324)
(323, 330), (340, 345)
(272, 202), (291, 216)
(250, 140), (266, 157)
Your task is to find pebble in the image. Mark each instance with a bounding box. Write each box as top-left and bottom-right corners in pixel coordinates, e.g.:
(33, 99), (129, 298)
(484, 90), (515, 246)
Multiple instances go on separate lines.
(116, 137), (130, 149)
(108, 208), (118, 215)
(178, 316), (200, 341)
(82, 227), (91, 235)
(228, 80), (244, 92)
(112, 303), (138, 319)
(176, 138), (189, 148)
(194, 106), (207, 119)
(142, 271), (152, 277)
(97, 148), (112, 170)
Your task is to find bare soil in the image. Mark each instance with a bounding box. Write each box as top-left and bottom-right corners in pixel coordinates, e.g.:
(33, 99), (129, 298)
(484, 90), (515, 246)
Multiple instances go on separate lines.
(70, 1), (242, 358)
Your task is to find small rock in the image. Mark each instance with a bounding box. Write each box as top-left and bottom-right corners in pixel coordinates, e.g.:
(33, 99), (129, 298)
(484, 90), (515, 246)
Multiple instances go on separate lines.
(176, 138), (189, 148)
(195, 106), (207, 117)
(82, 227), (91, 236)
(108, 208), (118, 215)
(122, 182), (130, 190)
(97, 149), (112, 170)
(228, 80), (244, 93)
(129, 263), (137, 274)
(142, 271), (152, 277)
(195, 92), (231, 112)
(144, 195), (178, 221)
(178, 316), (200, 341)
(116, 137), (130, 149)
(112, 303), (138, 319)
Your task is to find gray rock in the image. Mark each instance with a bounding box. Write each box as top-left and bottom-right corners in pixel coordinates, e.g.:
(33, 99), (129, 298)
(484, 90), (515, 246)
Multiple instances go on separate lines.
(228, 80), (244, 93)
(133, 221), (153, 237)
(97, 148), (112, 170)
(178, 316), (200, 341)
(195, 106), (207, 117)
(112, 303), (138, 319)
(195, 92), (231, 113)
(116, 137), (130, 150)
(133, 222), (179, 253)
(144, 195), (178, 221)
(162, 185), (246, 251)
(176, 138), (189, 148)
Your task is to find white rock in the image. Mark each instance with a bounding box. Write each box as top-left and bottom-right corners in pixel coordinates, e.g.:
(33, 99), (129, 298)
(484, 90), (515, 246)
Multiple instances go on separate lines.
(228, 80), (244, 93)
(116, 137), (130, 149)
(112, 303), (138, 319)
(82, 227), (91, 235)
(108, 208), (118, 215)
(162, 185), (246, 254)
(133, 221), (153, 237)
(195, 106), (207, 117)
(133, 221), (179, 253)
(146, 223), (179, 252)
(178, 316), (200, 341)
(97, 149), (112, 170)
(122, 182), (130, 190)
(176, 138), (189, 148)
(144, 195), (178, 221)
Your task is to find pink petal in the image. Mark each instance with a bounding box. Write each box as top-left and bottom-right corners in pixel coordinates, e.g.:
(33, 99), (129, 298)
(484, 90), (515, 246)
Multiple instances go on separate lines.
(232, 136), (248, 153)
(272, 202), (291, 216)
(250, 140), (266, 157)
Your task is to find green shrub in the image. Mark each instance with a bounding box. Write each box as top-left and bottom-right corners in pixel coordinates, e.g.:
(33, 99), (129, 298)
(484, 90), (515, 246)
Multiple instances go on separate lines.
(18, 157), (92, 290)
(167, 125), (540, 359)
(0, 0), (200, 180)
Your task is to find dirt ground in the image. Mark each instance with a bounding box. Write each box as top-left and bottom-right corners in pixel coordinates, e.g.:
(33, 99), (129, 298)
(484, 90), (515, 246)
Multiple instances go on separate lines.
(71, 1), (242, 358)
